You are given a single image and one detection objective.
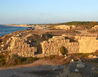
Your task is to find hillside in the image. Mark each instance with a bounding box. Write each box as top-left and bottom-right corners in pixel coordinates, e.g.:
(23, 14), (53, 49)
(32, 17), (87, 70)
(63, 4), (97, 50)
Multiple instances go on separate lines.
(58, 21), (98, 29)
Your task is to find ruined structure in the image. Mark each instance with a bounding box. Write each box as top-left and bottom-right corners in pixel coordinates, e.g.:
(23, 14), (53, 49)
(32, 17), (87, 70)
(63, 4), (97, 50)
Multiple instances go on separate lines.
(92, 25), (98, 30)
(75, 36), (98, 53)
(41, 35), (98, 56)
(50, 25), (76, 30)
(0, 29), (98, 57)
(8, 36), (37, 57)
(41, 36), (79, 56)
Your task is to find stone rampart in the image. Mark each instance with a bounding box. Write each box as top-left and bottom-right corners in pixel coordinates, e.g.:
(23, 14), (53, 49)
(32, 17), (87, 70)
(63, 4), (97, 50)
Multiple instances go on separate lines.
(41, 36), (79, 56)
(8, 36), (37, 57)
(41, 35), (98, 56)
(75, 36), (98, 53)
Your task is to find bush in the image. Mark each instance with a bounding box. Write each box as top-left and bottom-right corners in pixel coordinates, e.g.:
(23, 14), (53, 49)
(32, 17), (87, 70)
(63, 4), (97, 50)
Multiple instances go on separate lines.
(60, 46), (68, 56)
(48, 55), (56, 59)
(0, 39), (2, 43)
(0, 54), (39, 67)
(7, 54), (23, 65)
(0, 54), (6, 66)
(74, 53), (90, 57)
(7, 54), (39, 65)
(70, 53), (91, 60)
(93, 50), (98, 56)
(26, 57), (39, 63)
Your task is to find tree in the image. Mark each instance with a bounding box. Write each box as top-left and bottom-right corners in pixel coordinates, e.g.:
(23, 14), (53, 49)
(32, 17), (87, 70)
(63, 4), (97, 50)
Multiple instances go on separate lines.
(60, 46), (68, 56)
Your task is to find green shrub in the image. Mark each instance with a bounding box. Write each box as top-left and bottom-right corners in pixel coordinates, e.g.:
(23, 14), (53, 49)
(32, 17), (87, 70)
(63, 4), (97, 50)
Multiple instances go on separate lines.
(7, 54), (22, 65)
(7, 54), (39, 65)
(93, 50), (98, 56)
(26, 57), (39, 63)
(0, 53), (39, 67)
(74, 53), (90, 57)
(48, 55), (56, 59)
(0, 39), (2, 43)
(0, 54), (6, 66)
(60, 46), (68, 56)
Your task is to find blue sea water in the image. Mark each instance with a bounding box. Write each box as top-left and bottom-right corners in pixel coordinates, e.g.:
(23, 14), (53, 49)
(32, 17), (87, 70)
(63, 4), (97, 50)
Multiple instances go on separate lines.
(0, 25), (27, 36)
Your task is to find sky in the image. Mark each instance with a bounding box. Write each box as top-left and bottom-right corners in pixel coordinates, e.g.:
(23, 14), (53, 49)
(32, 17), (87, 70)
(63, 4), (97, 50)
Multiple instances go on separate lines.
(0, 0), (98, 24)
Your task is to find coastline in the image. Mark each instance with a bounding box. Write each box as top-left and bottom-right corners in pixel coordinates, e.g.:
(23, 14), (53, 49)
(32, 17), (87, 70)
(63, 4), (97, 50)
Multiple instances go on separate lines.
(0, 25), (27, 36)
(3, 24), (31, 27)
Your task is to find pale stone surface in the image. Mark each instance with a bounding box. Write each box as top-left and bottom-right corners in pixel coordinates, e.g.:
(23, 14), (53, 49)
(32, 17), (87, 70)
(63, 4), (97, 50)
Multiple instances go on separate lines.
(76, 36), (98, 53)
(92, 25), (98, 30)
(41, 35), (98, 56)
(41, 36), (79, 56)
(53, 25), (71, 30)
(88, 55), (97, 59)
(8, 36), (37, 57)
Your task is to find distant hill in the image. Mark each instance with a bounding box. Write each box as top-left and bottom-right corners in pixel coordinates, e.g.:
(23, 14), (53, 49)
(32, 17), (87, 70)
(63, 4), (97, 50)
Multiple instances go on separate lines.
(58, 21), (98, 28)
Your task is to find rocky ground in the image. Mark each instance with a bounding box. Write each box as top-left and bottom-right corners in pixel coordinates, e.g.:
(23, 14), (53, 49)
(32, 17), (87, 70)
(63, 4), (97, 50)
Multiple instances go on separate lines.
(0, 59), (97, 77)
(58, 60), (98, 77)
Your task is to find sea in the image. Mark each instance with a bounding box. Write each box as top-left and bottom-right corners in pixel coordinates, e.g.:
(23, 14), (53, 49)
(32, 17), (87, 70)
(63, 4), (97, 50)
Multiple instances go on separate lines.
(0, 25), (27, 36)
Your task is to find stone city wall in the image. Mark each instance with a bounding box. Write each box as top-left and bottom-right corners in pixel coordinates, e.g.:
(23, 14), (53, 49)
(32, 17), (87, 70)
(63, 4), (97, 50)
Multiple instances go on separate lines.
(75, 36), (98, 53)
(41, 36), (79, 56)
(8, 36), (37, 57)
(41, 35), (98, 56)
(5, 35), (98, 57)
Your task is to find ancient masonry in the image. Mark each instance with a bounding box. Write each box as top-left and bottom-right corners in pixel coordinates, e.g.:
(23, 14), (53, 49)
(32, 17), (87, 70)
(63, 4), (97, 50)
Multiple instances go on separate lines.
(75, 36), (98, 53)
(41, 35), (98, 56)
(8, 36), (37, 57)
(41, 36), (79, 56)
(4, 35), (98, 57)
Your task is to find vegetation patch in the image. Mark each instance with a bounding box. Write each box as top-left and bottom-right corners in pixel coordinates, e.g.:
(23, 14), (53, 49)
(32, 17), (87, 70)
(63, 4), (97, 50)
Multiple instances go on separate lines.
(0, 54), (6, 66)
(63, 21), (98, 29)
(0, 54), (39, 67)
(60, 46), (68, 56)
(93, 50), (98, 56)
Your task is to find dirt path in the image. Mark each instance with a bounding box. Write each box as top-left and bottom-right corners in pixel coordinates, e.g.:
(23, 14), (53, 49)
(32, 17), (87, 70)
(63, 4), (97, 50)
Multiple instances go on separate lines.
(0, 65), (64, 77)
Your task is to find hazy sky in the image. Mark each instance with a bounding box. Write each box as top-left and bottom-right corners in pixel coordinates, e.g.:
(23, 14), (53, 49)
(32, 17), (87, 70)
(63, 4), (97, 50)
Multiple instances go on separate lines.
(0, 0), (98, 24)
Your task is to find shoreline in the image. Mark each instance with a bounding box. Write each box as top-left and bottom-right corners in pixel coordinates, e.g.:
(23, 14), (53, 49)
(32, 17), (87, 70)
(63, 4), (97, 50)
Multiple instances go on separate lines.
(2, 24), (31, 27)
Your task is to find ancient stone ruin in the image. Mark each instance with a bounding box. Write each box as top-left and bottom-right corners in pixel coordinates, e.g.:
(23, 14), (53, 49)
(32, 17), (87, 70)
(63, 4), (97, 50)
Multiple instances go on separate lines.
(8, 36), (37, 57)
(41, 35), (98, 56)
(0, 31), (98, 57)
(41, 36), (79, 56)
